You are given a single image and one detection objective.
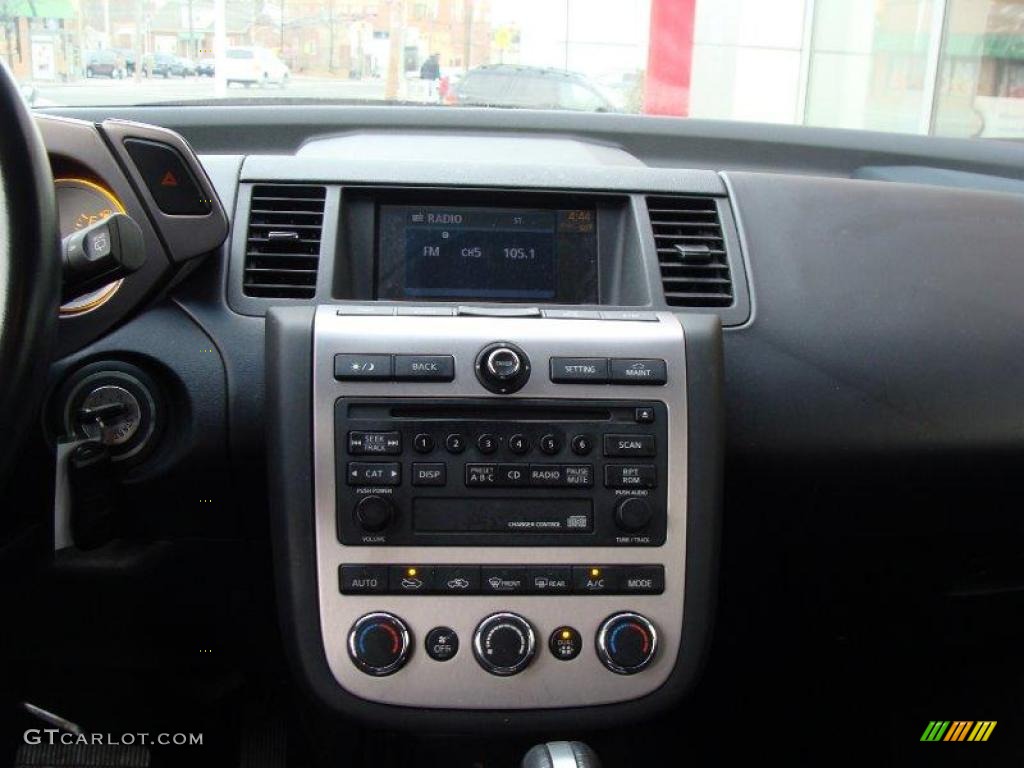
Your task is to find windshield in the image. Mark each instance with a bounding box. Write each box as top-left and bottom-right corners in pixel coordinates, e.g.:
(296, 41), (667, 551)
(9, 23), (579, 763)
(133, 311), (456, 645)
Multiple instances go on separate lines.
(8, 0), (1024, 138)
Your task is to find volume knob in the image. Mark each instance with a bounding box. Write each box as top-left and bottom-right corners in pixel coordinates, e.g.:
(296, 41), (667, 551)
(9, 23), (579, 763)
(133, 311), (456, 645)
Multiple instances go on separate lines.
(354, 495), (394, 532)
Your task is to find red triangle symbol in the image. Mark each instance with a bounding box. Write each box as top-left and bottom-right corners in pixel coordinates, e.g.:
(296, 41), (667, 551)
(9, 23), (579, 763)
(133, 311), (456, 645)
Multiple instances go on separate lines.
(160, 170), (178, 187)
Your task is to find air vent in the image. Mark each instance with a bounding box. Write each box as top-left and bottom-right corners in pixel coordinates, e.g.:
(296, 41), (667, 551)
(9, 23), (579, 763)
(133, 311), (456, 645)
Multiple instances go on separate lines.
(648, 196), (733, 308)
(243, 184), (326, 298)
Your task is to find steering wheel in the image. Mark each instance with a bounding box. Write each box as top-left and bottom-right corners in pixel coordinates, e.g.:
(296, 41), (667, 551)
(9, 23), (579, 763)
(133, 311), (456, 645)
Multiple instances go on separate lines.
(0, 62), (60, 486)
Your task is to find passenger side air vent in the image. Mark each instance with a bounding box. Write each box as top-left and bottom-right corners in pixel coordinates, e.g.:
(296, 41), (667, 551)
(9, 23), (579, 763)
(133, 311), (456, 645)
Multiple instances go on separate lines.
(648, 196), (733, 308)
(243, 184), (326, 298)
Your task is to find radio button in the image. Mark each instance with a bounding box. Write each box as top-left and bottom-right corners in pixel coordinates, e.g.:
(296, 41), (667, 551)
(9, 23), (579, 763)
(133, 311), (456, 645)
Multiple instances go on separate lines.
(497, 463), (529, 486)
(480, 567), (529, 595)
(508, 434), (530, 454)
(389, 565), (433, 594)
(347, 462), (401, 486)
(465, 463), (498, 487)
(603, 434), (656, 457)
(572, 565), (620, 594)
(539, 434), (560, 455)
(348, 431), (401, 455)
(334, 353), (392, 381)
(605, 464), (657, 489)
(528, 567), (571, 594)
(434, 565), (481, 594)
(445, 433), (467, 454)
(412, 462), (446, 486)
(527, 464), (593, 487)
(477, 433), (499, 454)
(609, 358), (667, 385)
(549, 357), (609, 383)
(339, 565), (388, 594)
(393, 354), (455, 382)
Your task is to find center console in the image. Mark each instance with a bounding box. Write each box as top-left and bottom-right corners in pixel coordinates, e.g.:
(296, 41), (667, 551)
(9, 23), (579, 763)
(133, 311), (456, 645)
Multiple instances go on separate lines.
(266, 303), (722, 726)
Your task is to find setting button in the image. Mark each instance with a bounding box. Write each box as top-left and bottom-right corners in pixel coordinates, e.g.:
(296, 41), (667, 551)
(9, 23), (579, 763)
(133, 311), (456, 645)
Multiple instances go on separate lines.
(334, 354), (392, 381)
(412, 462), (446, 486)
(603, 434), (656, 457)
(605, 464), (657, 489)
(339, 565), (388, 594)
(425, 627), (459, 662)
(393, 354), (455, 382)
(550, 357), (609, 383)
(610, 358), (667, 385)
(346, 462), (401, 486)
(348, 431), (401, 455)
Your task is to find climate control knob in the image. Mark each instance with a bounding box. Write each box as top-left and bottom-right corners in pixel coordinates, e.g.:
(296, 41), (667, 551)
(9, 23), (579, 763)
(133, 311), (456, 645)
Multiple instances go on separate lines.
(473, 612), (536, 676)
(475, 342), (531, 394)
(348, 612), (411, 676)
(596, 612), (658, 675)
(354, 495), (394, 532)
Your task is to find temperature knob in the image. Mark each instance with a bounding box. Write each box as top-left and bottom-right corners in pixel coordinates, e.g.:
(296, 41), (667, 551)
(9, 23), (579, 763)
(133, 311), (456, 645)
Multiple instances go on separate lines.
(347, 612), (411, 676)
(473, 612), (536, 676)
(596, 612), (658, 675)
(475, 342), (531, 394)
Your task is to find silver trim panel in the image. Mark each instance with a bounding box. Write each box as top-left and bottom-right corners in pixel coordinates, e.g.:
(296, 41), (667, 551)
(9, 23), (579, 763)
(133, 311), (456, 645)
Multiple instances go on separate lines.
(313, 307), (687, 709)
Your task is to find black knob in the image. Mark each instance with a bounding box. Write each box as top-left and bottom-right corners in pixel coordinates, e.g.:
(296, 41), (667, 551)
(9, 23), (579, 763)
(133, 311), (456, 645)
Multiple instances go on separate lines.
(473, 612), (536, 676)
(596, 612), (657, 675)
(354, 495), (394, 532)
(475, 342), (531, 394)
(348, 612), (412, 676)
(615, 497), (653, 532)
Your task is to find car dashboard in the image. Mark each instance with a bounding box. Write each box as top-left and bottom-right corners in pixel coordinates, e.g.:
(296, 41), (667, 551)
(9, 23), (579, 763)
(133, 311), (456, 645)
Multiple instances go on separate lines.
(10, 105), (1024, 754)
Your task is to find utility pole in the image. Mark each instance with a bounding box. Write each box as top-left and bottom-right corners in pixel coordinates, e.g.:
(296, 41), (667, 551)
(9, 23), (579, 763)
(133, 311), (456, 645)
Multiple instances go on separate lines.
(279, 0), (285, 55)
(133, 0), (143, 81)
(462, 0), (471, 70)
(563, 0), (569, 70)
(187, 0), (194, 58)
(384, 0), (403, 99)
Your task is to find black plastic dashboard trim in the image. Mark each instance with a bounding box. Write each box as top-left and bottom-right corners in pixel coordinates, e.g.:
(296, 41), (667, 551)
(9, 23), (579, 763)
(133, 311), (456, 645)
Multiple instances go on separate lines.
(266, 306), (722, 730)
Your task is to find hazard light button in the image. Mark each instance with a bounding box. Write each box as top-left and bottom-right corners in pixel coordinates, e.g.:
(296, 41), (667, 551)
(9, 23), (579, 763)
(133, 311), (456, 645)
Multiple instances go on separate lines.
(123, 138), (211, 215)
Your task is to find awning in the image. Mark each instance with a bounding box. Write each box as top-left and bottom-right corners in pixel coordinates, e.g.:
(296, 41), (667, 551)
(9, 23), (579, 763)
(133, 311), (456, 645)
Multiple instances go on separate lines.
(6, 0), (76, 19)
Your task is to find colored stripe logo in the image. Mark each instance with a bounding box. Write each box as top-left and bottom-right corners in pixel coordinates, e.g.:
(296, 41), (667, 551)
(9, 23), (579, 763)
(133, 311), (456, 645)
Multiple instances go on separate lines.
(920, 721), (996, 742)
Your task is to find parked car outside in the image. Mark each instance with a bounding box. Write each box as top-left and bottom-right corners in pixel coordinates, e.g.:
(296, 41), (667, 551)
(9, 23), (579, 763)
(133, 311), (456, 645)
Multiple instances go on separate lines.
(222, 46), (290, 87)
(196, 58), (215, 77)
(84, 50), (126, 79)
(450, 64), (615, 111)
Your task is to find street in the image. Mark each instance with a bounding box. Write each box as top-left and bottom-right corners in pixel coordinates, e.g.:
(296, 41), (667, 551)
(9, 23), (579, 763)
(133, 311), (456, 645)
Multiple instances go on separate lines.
(31, 75), (390, 107)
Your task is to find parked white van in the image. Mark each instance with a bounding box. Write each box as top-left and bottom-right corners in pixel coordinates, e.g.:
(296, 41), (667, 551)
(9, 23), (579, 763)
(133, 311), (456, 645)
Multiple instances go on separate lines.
(223, 47), (290, 87)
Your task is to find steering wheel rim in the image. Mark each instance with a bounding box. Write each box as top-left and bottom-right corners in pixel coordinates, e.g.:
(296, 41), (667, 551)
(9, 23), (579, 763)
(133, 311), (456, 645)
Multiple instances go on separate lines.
(0, 61), (60, 486)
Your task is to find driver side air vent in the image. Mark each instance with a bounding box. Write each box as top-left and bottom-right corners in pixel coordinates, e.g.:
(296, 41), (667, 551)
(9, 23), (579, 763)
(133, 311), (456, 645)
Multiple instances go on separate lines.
(243, 184), (326, 298)
(648, 196), (733, 308)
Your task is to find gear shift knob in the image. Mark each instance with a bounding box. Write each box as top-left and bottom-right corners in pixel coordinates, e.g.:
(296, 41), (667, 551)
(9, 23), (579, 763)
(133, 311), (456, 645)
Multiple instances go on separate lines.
(521, 741), (601, 768)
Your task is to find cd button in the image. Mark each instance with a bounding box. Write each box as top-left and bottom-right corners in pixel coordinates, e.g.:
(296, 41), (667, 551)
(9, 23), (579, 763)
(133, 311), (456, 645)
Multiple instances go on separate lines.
(497, 463), (529, 486)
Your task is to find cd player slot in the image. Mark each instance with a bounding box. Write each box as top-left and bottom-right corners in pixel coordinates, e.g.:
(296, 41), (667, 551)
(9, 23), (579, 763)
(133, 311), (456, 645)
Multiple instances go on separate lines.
(348, 403), (613, 422)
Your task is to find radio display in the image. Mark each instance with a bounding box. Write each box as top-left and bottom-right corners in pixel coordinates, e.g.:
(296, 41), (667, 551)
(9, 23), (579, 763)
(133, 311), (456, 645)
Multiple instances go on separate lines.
(377, 205), (598, 303)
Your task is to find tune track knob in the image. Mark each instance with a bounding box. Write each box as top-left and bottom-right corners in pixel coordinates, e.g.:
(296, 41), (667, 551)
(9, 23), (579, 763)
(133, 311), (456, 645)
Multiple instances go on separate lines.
(475, 342), (531, 394)
(596, 612), (658, 675)
(348, 612), (412, 676)
(473, 612), (536, 676)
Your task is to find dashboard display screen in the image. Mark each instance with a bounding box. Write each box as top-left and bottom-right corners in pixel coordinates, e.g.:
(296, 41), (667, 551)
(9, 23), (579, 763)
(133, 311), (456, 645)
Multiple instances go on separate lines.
(377, 205), (598, 303)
